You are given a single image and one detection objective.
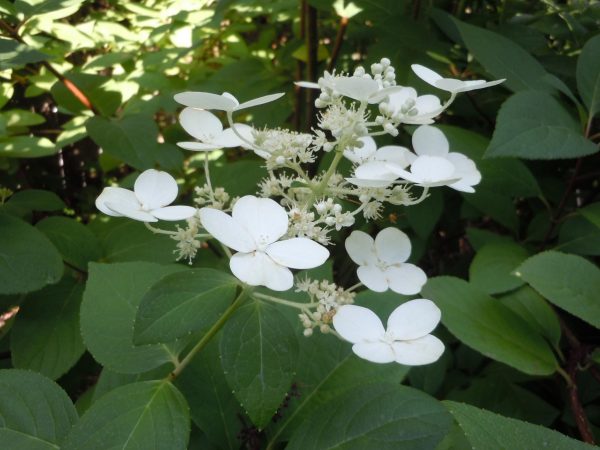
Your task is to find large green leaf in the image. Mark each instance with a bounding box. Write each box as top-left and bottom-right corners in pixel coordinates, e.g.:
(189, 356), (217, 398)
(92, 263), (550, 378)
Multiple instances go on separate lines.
(469, 242), (529, 294)
(1, 189), (65, 216)
(445, 401), (596, 450)
(486, 91), (597, 160)
(134, 269), (238, 345)
(286, 383), (452, 450)
(81, 262), (188, 373)
(0, 38), (50, 69)
(10, 277), (85, 379)
(36, 217), (102, 270)
(577, 34), (600, 118)
(63, 381), (190, 450)
(220, 298), (299, 429)
(0, 213), (63, 294)
(422, 277), (557, 375)
(0, 369), (78, 449)
(517, 251), (600, 329)
(0, 136), (58, 158)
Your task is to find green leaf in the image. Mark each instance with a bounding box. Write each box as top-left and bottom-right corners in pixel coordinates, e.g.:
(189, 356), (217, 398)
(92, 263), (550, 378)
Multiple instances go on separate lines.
(469, 242), (529, 294)
(0, 369), (78, 448)
(444, 401), (596, 450)
(406, 189), (443, 238)
(1, 189), (66, 216)
(517, 251), (600, 329)
(452, 19), (553, 93)
(422, 277), (557, 375)
(81, 262), (188, 373)
(63, 381), (190, 450)
(220, 298), (299, 428)
(10, 277), (85, 379)
(500, 286), (561, 350)
(15, 0), (84, 18)
(577, 35), (600, 118)
(134, 269), (238, 345)
(557, 216), (600, 256)
(580, 202), (600, 229)
(286, 383), (452, 450)
(486, 91), (597, 160)
(36, 217), (102, 270)
(0, 213), (63, 295)
(1, 108), (46, 127)
(0, 38), (50, 69)
(50, 73), (121, 116)
(0, 136), (58, 158)
(175, 339), (244, 450)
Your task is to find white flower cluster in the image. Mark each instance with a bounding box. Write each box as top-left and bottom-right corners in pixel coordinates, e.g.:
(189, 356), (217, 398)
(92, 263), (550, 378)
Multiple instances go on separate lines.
(95, 57), (503, 367)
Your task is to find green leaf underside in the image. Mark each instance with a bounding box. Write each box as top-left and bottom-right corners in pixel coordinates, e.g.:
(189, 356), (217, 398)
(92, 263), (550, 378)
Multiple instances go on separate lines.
(220, 299), (299, 429)
(0, 213), (63, 295)
(63, 381), (190, 450)
(517, 251), (600, 330)
(577, 35), (600, 118)
(422, 277), (557, 375)
(0, 369), (78, 447)
(10, 278), (85, 380)
(134, 269), (238, 345)
(286, 383), (452, 450)
(81, 262), (188, 374)
(445, 401), (596, 450)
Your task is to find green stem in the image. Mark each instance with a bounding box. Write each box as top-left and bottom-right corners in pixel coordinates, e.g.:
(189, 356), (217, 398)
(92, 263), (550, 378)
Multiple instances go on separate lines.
(144, 222), (177, 235)
(168, 288), (248, 380)
(254, 292), (316, 310)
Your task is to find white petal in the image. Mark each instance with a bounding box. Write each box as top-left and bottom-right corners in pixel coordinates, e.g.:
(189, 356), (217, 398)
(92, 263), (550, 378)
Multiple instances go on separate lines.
(375, 227), (411, 265)
(409, 156), (456, 185)
(179, 108), (223, 141)
(352, 342), (395, 363)
(368, 85), (404, 104)
(387, 87), (417, 111)
(236, 93), (285, 110)
(345, 177), (394, 188)
(217, 124), (254, 148)
(435, 78), (465, 92)
(392, 335), (444, 366)
(446, 153), (481, 193)
(387, 299), (441, 340)
(357, 265), (389, 292)
(229, 251), (293, 291)
(412, 125), (449, 157)
(332, 304), (385, 344)
(177, 141), (220, 151)
(221, 92), (240, 107)
(385, 264), (427, 296)
(384, 163), (421, 184)
(334, 76), (379, 102)
(373, 146), (416, 168)
(354, 162), (398, 182)
(133, 169), (178, 210)
(96, 187), (139, 217)
(199, 207), (255, 253)
(411, 64), (443, 86)
(174, 92), (237, 111)
(232, 195), (288, 246)
(150, 205), (196, 221)
(414, 95), (442, 115)
(345, 230), (376, 266)
(295, 81), (320, 89)
(343, 136), (377, 164)
(266, 238), (329, 269)
(105, 202), (157, 222)
(456, 78), (505, 92)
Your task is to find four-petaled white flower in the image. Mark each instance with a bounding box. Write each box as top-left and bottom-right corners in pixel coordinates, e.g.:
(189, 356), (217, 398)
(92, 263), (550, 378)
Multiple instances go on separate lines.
(386, 87), (442, 124)
(199, 195), (329, 291)
(333, 300), (444, 365)
(345, 227), (427, 295)
(96, 169), (196, 222)
(344, 136), (416, 188)
(177, 107), (254, 151)
(412, 64), (505, 94)
(386, 125), (481, 192)
(297, 75), (400, 104)
(174, 91), (284, 112)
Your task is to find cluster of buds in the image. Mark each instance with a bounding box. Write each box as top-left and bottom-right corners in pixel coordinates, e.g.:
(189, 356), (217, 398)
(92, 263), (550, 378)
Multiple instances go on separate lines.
(252, 128), (316, 169)
(194, 184), (233, 211)
(171, 214), (203, 264)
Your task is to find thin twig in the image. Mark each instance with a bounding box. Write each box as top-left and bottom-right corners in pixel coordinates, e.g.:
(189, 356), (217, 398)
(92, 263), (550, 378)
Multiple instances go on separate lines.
(327, 16), (349, 72)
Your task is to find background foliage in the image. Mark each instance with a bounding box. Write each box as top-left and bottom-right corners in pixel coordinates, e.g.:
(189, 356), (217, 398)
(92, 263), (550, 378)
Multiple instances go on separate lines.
(1, 0), (599, 449)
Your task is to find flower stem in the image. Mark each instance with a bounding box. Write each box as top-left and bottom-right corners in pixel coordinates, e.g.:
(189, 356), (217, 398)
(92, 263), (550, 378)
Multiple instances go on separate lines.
(144, 222), (177, 235)
(168, 288), (248, 380)
(254, 292), (316, 310)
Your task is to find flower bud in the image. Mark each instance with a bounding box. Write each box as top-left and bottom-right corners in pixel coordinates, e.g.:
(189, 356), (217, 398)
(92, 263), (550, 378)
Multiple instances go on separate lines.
(303, 328), (313, 337)
(380, 57), (391, 67)
(371, 63), (383, 74)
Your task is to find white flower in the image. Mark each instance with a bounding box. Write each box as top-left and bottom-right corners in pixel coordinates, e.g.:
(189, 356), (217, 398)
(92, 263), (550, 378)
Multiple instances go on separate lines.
(386, 87), (442, 124)
(332, 300), (444, 365)
(412, 64), (505, 94)
(386, 125), (481, 192)
(344, 136), (416, 188)
(174, 91), (284, 112)
(96, 169), (196, 222)
(332, 75), (401, 104)
(177, 107), (254, 151)
(199, 195), (329, 291)
(345, 227), (426, 295)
